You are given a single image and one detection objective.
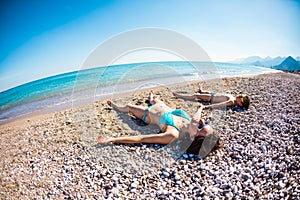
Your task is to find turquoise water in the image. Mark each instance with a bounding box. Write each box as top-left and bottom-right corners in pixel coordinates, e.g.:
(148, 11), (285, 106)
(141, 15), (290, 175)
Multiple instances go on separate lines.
(0, 61), (279, 123)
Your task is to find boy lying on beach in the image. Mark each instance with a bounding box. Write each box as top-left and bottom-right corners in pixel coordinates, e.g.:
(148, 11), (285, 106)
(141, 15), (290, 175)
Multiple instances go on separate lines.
(173, 85), (250, 110)
(98, 91), (219, 155)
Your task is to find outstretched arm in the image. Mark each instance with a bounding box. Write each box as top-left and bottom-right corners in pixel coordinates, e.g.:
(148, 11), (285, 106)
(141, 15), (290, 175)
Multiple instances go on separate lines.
(98, 131), (179, 145)
(204, 100), (234, 109)
(192, 104), (204, 121)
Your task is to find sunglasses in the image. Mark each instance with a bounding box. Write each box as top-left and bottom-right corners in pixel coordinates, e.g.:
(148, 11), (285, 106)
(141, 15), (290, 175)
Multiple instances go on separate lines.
(198, 121), (210, 130)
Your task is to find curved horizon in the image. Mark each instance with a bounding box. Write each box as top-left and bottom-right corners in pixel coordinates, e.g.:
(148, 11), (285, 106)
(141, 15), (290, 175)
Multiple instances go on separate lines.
(1, 0), (299, 91)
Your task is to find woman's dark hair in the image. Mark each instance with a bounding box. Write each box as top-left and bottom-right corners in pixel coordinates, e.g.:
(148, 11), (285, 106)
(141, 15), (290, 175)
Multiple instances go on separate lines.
(186, 132), (221, 157)
(239, 95), (250, 109)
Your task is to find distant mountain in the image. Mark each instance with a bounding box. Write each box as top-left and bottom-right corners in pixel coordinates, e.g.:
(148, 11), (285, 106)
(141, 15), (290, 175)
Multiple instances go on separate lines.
(231, 56), (285, 67)
(262, 56), (287, 67)
(272, 56), (300, 72)
(231, 56), (265, 64)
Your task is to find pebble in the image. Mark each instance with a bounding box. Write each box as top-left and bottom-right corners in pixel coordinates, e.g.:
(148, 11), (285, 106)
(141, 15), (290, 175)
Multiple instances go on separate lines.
(130, 181), (139, 189)
(232, 185), (238, 194)
(111, 188), (119, 196)
(241, 173), (253, 181)
(174, 174), (181, 181)
(260, 145), (267, 153)
(278, 181), (286, 189)
(225, 192), (233, 199)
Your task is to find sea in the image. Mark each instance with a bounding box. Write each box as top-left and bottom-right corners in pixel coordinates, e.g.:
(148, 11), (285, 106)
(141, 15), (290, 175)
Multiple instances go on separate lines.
(0, 61), (280, 124)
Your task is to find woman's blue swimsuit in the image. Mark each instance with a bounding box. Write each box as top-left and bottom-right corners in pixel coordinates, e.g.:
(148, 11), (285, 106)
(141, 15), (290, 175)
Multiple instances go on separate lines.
(142, 105), (154, 124)
(142, 106), (191, 131)
(210, 92), (216, 103)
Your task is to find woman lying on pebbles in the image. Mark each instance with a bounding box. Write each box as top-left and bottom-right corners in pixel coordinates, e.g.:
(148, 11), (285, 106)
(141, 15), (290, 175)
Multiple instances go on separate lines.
(97, 91), (219, 155)
(173, 85), (250, 110)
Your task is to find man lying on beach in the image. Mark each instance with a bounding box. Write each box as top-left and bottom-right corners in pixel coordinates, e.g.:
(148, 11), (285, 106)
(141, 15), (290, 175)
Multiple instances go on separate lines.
(98, 91), (219, 155)
(173, 85), (250, 110)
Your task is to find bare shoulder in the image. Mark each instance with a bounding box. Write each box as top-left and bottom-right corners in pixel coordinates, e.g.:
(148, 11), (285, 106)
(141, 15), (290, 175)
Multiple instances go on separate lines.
(228, 94), (236, 101)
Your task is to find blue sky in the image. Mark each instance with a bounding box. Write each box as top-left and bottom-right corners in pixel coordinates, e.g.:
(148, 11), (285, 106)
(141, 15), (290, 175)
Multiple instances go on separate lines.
(0, 0), (299, 91)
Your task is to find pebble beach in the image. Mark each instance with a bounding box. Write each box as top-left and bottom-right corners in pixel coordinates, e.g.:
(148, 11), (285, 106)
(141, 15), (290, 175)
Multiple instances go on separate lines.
(0, 72), (299, 199)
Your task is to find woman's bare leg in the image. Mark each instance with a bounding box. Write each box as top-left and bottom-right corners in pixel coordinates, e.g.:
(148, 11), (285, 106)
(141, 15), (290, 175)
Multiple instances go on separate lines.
(193, 93), (212, 102)
(173, 92), (197, 100)
(107, 100), (129, 112)
(173, 92), (212, 102)
(107, 99), (147, 120)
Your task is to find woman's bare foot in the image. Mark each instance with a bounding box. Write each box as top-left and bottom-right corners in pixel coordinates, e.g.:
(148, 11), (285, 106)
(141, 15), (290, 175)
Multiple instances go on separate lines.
(145, 90), (157, 105)
(148, 90), (155, 105)
(97, 135), (110, 144)
(107, 99), (119, 109)
(172, 92), (189, 99)
(173, 92), (179, 98)
(107, 99), (112, 107)
(107, 99), (129, 112)
(198, 84), (203, 93)
(149, 90), (154, 101)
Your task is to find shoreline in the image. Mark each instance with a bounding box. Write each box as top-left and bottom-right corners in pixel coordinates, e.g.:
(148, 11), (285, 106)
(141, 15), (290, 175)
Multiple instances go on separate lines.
(0, 71), (284, 126)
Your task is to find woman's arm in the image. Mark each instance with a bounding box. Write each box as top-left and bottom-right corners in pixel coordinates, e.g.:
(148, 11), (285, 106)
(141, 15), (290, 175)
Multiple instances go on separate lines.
(192, 104), (204, 121)
(98, 130), (179, 145)
(204, 100), (234, 109)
